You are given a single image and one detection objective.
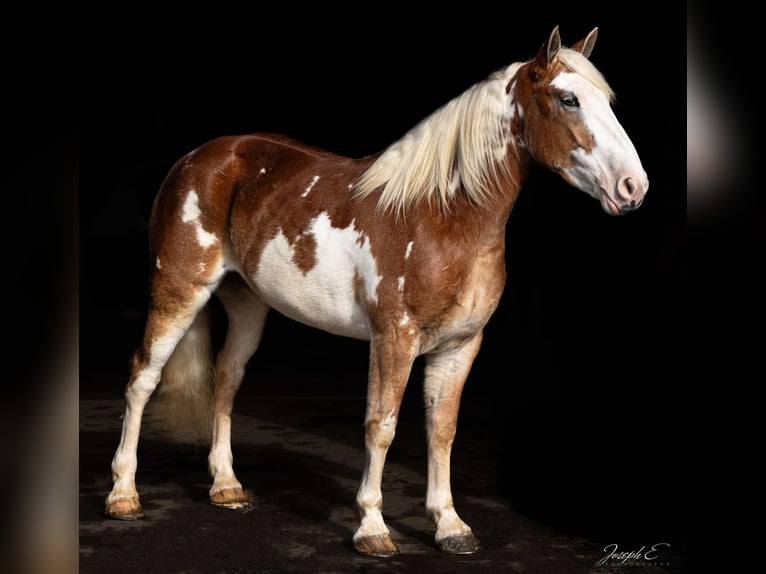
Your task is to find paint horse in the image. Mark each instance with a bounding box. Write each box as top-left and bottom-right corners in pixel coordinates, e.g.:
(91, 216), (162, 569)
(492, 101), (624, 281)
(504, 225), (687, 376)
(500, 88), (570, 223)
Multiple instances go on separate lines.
(105, 26), (648, 556)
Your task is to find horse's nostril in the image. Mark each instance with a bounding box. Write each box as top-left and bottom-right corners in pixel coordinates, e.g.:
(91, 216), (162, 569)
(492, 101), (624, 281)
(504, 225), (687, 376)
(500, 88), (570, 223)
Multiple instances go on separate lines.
(625, 177), (635, 196)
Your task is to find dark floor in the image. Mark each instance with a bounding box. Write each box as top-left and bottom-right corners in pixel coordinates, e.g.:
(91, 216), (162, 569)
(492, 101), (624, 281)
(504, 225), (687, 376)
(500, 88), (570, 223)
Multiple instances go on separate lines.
(80, 310), (687, 574)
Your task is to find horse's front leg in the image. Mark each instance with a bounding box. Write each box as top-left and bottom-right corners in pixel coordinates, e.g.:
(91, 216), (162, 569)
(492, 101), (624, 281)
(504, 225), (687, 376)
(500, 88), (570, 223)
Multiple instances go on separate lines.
(353, 334), (416, 557)
(423, 332), (483, 554)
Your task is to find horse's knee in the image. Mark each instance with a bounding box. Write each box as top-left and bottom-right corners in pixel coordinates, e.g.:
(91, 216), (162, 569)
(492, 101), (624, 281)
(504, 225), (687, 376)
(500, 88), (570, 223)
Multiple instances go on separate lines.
(365, 413), (397, 449)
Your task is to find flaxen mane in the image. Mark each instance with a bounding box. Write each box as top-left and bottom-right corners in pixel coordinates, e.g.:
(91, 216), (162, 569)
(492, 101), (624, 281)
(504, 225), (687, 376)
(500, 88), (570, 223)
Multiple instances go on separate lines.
(351, 48), (613, 215)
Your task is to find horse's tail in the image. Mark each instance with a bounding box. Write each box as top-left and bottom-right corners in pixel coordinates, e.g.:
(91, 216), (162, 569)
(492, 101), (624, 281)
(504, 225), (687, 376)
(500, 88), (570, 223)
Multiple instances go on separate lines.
(147, 306), (215, 444)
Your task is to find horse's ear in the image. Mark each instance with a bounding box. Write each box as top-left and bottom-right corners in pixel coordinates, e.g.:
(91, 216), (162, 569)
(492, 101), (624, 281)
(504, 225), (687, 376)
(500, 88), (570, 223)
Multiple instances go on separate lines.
(531, 25), (561, 80)
(571, 27), (598, 58)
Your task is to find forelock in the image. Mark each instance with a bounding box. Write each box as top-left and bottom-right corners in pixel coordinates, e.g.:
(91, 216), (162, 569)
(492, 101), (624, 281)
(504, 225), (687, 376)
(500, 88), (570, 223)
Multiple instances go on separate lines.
(557, 48), (615, 102)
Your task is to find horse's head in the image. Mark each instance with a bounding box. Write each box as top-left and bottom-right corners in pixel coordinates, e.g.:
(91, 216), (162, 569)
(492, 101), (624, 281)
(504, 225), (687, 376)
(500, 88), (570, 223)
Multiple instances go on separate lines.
(511, 26), (648, 215)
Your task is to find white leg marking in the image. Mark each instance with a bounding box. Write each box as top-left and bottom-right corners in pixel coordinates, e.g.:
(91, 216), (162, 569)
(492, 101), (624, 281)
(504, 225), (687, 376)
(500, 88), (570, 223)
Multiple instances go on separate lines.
(108, 283), (217, 516)
(424, 344), (481, 544)
(208, 294), (268, 497)
(354, 412), (398, 541)
(208, 414), (242, 494)
(108, 330), (184, 507)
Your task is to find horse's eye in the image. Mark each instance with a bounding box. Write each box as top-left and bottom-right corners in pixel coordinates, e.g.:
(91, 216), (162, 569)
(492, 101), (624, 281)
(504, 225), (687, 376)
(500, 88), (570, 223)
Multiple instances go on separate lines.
(561, 94), (580, 108)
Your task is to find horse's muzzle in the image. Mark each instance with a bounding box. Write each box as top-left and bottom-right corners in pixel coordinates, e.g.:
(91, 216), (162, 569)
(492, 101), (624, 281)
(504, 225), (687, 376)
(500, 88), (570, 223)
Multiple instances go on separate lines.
(615, 174), (648, 212)
(600, 173), (648, 215)
(619, 198), (644, 213)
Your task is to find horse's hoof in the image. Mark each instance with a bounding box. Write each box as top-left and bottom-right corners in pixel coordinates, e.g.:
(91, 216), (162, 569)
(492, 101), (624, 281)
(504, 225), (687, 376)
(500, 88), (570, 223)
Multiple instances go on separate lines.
(105, 497), (144, 520)
(209, 487), (254, 512)
(438, 533), (482, 555)
(354, 534), (400, 557)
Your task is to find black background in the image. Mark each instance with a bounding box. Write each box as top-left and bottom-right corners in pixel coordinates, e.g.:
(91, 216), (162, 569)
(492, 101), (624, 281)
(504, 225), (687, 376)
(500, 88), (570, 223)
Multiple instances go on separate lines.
(78, 4), (686, 544)
(81, 7), (686, 368)
(77, 3), (687, 555)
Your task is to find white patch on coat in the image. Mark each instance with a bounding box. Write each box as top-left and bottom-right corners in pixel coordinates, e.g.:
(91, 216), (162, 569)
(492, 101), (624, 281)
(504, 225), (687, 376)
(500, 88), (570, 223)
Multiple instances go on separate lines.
(259, 167), (266, 174)
(399, 311), (410, 327)
(253, 212), (381, 340)
(301, 175), (320, 197)
(508, 79), (524, 121)
(397, 276), (405, 291)
(404, 241), (413, 260)
(156, 257), (162, 270)
(182, 190), (217, 248)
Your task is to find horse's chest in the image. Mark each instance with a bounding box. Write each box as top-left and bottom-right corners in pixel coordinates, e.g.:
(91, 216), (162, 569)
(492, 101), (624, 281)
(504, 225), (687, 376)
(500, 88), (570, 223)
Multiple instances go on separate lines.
(417, 255), (506, 353)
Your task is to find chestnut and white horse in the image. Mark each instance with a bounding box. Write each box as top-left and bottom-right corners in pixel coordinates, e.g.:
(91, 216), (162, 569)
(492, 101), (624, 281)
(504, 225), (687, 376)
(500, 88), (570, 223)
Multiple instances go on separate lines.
(105, 26), (648, 556)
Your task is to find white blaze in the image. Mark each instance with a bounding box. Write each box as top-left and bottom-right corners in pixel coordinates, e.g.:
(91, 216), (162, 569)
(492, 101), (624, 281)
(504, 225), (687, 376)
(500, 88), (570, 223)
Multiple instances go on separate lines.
(550, 72), (647, 203)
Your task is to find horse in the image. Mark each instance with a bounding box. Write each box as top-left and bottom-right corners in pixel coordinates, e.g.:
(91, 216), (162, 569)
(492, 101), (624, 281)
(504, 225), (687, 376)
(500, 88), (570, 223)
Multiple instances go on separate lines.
(104, 25), (648, 557)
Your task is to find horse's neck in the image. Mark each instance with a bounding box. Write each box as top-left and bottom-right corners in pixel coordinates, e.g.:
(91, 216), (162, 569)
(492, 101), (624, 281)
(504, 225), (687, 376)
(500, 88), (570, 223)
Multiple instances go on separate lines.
(464, 154), (529, 237)
(424, 177), (522, 252)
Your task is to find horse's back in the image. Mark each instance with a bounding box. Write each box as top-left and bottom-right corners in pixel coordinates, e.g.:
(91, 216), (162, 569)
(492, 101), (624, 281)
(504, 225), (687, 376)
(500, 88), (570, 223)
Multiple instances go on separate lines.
(149, 132), (367, 254)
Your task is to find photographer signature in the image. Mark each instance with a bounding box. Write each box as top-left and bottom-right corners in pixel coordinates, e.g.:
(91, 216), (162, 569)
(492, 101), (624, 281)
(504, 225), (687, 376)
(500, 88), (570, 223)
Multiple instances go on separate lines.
(596, 542), (671, 566)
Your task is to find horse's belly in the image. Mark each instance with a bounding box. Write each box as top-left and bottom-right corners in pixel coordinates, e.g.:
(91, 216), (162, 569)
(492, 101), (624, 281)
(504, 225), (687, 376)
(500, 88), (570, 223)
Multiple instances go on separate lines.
(249, 213), (379, 340)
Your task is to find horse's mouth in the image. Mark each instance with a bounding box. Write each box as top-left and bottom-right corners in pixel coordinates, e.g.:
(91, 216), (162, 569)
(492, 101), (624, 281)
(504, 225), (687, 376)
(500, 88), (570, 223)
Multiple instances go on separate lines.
(599, 190), (623, 216)
(598, 188), (643, 216)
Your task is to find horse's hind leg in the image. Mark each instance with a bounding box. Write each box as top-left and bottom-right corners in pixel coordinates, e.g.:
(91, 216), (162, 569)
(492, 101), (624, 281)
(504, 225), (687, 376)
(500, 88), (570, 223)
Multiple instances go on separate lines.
(105, 272), (223, 520)
(423, 333), (483, 554)
(207, 276), (270, 510)
(106, 294), (214, 518)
